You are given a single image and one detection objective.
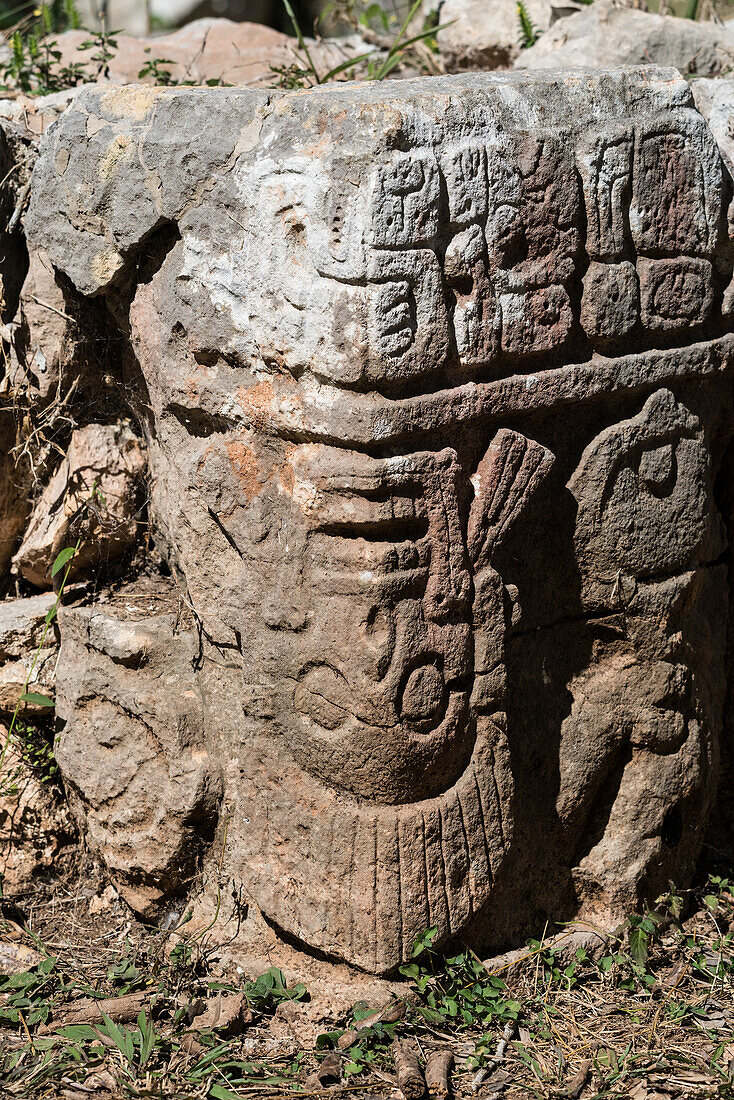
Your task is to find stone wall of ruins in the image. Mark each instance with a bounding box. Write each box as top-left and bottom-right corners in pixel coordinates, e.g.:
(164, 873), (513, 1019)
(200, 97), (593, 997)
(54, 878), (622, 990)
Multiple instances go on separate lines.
(3, 67), (734, 973)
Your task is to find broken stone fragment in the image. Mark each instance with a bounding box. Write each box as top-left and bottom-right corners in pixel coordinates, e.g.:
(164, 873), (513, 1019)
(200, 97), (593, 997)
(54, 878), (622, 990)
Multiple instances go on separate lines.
(12, 422), (146, 590)
(7, 248), (80, 406)
(0, 591), (58, 716)
(191, 992), (252, 1036)
(54, 582), (221, 919)
(0, 727), (76, 898)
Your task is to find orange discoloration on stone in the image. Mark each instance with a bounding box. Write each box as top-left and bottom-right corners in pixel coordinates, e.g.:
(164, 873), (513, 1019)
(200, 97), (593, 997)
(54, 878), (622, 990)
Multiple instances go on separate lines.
(226, 439), (263, 502)
(316, 109), (347, 134)
(235, 381), (275, 431)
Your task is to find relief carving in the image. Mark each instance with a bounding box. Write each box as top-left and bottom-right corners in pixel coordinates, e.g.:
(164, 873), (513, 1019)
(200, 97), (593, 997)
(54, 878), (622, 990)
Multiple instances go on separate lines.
(25, 71), (734, 973)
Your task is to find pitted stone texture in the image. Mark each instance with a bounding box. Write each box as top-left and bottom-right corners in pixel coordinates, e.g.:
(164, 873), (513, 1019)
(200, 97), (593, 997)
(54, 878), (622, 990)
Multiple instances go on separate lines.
(29, 70), (734, 972)
(55, 583), (222, 918)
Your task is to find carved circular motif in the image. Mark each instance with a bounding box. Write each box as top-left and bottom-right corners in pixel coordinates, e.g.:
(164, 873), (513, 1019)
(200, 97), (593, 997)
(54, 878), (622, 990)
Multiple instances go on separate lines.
(400, 663), (446, 727)
(293, 665), (347, 731)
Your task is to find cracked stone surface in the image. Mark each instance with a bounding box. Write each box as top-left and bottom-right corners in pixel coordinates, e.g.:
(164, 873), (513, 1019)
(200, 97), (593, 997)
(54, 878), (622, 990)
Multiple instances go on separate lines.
(20, 67), (734, 973)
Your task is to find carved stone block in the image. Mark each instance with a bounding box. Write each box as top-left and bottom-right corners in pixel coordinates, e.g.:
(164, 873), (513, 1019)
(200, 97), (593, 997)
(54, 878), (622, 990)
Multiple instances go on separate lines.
(638, 257), (714, 331)
(581, 261), (639, 338)
(26, 69), (734, 973)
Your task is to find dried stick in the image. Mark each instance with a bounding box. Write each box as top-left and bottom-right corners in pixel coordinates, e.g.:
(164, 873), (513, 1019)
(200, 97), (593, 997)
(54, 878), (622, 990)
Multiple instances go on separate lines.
(392, 1038), (426, 1100)
(426, 1049), (454, 1097)
(471, 1020), (517, 1092)
(38, 990), (154, 1033)
(7, 179), (31, 234)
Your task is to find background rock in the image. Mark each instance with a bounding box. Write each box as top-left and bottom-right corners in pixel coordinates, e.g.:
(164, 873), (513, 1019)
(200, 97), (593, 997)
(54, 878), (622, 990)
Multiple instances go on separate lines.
(52, 18), (378, 86)
(515, 1), (734, 74)
(12, 422), (147, 590)
(435, 0), (551, 71)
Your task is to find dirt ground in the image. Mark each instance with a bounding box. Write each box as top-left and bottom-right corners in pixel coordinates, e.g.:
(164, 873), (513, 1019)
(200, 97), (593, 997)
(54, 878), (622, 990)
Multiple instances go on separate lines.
(1, 843), (734, 1099)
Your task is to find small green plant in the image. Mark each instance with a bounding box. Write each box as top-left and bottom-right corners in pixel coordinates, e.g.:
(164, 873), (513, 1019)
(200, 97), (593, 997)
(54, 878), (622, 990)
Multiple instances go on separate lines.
(137, 47), (176, 85)
(241, 966), (307, 1014)
(525, 935), (588, 991)
(400, 927), (521, 1034)
(97, 1010), (160, 1080)
(74, 26), (119, 80)
(0, 955), (58, 1027)
(0, 4), (196, 94)
(273, 0), (447, 88)
(0, 0), (85, 92)
(517, 0), (538, 48)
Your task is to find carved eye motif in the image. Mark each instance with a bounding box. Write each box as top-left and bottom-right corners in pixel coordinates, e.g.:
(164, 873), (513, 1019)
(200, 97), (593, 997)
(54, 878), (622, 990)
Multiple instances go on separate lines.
(636, 443), (677, 498)
(400, 663), (446, 731)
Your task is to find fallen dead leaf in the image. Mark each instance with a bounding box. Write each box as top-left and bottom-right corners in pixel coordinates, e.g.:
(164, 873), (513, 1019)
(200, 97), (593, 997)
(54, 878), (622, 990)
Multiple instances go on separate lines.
(564, 1059), (591, 1098)
(0, 940), (43, 975)
(193, 992), (252, 1036)
(303, 1051), (341, 1089)
(338, 999), (406, 1050)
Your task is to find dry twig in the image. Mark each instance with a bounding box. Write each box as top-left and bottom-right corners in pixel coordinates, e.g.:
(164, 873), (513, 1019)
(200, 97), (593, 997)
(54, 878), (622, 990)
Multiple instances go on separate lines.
(392, 1038), (426, 1099)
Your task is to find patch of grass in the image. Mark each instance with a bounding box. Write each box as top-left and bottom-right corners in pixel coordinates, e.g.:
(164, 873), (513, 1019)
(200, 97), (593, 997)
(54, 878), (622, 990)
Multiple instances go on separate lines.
(0, 870), (733, 1097)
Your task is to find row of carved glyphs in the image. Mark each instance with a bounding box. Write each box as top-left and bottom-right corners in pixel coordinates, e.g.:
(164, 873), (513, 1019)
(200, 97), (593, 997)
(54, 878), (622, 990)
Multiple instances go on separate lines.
(338, 115), (725, 369)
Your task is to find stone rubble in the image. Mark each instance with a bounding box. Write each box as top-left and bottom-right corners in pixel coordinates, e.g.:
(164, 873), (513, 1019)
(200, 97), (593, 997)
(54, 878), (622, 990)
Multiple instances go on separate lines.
(0, 591), (58, 716)
(12, 422), (147, 590)
(0, 731), (75, 896)
(54, 580), (220, 918)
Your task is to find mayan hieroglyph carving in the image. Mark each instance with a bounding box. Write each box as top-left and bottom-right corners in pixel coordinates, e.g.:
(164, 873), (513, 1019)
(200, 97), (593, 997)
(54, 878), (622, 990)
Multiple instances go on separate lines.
(28, 70), (734, 973)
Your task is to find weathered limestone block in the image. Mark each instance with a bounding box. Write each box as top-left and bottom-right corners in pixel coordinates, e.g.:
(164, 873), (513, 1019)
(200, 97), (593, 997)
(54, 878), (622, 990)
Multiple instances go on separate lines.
(54, 582), (221, 917)
(13, 422), (147, 589)
(28, 69), (734, 972)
